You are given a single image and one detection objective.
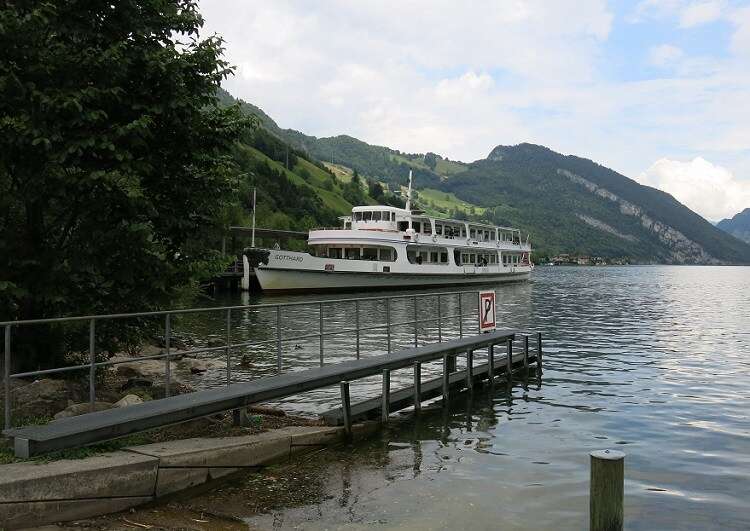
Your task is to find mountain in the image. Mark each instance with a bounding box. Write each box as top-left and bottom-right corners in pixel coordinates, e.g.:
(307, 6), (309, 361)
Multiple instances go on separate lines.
(220, 89), (750, 264)
(439, 144), (750, 263)
(216, 89), (403, 239)
(717, 209), (750, 244)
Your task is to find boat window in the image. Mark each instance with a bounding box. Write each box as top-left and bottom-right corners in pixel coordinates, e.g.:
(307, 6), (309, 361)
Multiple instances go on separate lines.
(470, 229), (476, 239)
(413, 222), (421, 232)
(469, 254), (475, 263)
(345, 248), (361, 260)
(454, 250), (462, 265)
(372, 211), (381, 221)
(461, 227), (467, 238)
(440, 252), (448, 263)
(398, 221), (409, 232)
(380, 248), (394, 262)
(362, 248), (378, 260)
(354, 212), (363, 221)
(424, 223), (432, 235)
(490, 231), (495, 241)
(363, 211), (372, 221)
(329, 248), (342, 259)
(430, 251), (438, 263)
(436, 224), (443, 235)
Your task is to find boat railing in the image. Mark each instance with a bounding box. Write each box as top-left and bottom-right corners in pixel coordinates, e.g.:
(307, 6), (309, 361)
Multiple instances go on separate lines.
(1, 290), (541, 431)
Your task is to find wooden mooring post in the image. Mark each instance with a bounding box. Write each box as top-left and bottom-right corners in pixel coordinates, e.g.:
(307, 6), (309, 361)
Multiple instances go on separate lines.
(590, 449), (625, 531)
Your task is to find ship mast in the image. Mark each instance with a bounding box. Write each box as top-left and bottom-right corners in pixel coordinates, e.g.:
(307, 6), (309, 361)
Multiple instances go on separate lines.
(405, 169), (413, 212)
(405, 169), (413, 231)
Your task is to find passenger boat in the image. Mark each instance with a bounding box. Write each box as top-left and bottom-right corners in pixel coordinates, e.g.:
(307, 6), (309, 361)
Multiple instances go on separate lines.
(247, 172), (532, 292)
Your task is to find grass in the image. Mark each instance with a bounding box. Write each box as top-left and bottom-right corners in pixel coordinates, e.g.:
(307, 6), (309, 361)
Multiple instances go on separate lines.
(244, 146), (354, 215)
(324, 162), (354, 183)
(0, 433), (154, 465)
(416, 188), (486, 216)
(389, 153), (430, 171)
(434, 158), (466, 177)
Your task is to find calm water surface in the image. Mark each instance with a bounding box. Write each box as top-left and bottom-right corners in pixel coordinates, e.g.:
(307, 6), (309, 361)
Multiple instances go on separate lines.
(178, 266), (750, 530)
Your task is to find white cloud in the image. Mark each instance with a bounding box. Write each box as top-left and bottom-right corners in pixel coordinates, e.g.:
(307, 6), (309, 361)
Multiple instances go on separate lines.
(435, 71), (494, 101)
(729, 6), (750, 56)
(637, 158), (750, 221)
(648, 44), (684, 66)
(679, 1), (725, 27)
(197, 0), (750, 195)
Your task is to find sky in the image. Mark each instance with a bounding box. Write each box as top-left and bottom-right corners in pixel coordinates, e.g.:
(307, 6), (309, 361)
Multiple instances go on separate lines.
(199, 0), (750, 222)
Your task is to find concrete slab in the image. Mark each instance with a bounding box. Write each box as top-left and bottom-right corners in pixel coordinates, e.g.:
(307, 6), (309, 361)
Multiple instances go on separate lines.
(0, 496), (152, 529)
(0, 452), (158, 503)
(126, 430), (293, 468)
(154, 467), (209, 498)
(289, 426), (343, 447)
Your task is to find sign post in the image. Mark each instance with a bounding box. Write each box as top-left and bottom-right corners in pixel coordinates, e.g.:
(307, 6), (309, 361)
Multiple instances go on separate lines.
(478, 290), (496, 333)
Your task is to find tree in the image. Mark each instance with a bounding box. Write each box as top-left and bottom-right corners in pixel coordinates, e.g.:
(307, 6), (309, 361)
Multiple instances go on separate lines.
(0, 1), (249, 370)
(368, 180), (384, 201)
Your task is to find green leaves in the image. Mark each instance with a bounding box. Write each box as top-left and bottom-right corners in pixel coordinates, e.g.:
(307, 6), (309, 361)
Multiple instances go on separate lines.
(0, 0), (251, 370)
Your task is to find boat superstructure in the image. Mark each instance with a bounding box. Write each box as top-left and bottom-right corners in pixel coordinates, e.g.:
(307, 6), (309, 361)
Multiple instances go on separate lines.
(251, 172), (532, 292)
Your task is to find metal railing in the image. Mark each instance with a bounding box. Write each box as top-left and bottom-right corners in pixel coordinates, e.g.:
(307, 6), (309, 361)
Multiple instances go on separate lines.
(1, 289), (527, 430)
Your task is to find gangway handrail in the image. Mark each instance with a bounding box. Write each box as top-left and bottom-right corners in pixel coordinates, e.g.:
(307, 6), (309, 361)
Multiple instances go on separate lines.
(3, 329), (519, 458)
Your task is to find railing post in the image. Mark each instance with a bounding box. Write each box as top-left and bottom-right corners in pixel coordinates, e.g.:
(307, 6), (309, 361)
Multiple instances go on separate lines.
(381, 368), (390, 423)
(437, 294), (442, 342)
(226, 308), (232, 385)
(340, 381), (352, 438)
(590, 450), (625, 531)
(488, 343), (495, 381)
(413, 361), (421, 413)
(89, 319), (96, 407)
(386, 298), (391, 354)
(536, 332), (543, 375)
(523, 334), (529, 373)
(466, 349), (473, 390)
(276, 305), (283, 372)
(319, 302), (324, 366)
(442, 353), (450, 403)
(4, 325), (11, 429)
(477, 291), (481, 333)
(458, 293), (463, 338)
(164, 314), (171, 397)
(355, 300), (360, 359)
(413, 296), (418, 347)
(506, 337), (513, 377)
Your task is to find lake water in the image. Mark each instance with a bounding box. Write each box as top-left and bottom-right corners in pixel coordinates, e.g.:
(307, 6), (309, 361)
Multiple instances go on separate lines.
(174, 266), (750, 530)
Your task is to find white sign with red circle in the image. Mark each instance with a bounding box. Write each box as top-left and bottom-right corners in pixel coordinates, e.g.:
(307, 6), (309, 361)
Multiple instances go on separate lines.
(478, 291), (496, 332)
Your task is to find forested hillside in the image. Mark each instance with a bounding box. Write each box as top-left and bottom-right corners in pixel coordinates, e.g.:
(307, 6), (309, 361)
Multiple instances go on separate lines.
(717, 209), (750, 244)
(222, 89), (750, 264)
(218, 90), (402, 234)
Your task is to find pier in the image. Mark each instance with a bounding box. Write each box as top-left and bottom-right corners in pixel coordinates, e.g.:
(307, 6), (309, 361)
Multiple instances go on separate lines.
(5, 329), (540, 457)
(1, 290), (542, 458)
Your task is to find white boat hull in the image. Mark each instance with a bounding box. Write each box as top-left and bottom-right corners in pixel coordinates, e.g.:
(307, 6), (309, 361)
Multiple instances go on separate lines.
(255, 267), (530, 292)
